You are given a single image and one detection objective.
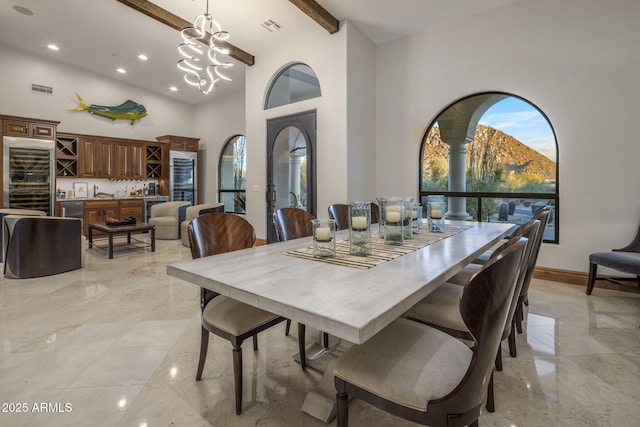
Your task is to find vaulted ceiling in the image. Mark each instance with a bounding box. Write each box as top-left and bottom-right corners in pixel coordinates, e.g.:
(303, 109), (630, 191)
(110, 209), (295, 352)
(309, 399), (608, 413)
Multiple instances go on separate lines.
(0, 0), (518, 105)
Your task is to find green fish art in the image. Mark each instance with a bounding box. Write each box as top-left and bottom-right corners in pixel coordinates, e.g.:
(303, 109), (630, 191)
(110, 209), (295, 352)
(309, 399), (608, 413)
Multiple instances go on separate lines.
(68, 93), (148, 124)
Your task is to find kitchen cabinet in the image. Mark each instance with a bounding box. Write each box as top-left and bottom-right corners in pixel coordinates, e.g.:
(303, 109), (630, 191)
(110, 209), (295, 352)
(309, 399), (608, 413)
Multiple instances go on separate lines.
(80, 137), (114, 178)
(145, 143), (165, 179)
(156, 135), (199, 152)
(115, 140), (144, 179)
(83, 200), (118, 235)
(2, 116), (57, 139)
(55, 134), (79, 177)
(118, 199), (144, 223)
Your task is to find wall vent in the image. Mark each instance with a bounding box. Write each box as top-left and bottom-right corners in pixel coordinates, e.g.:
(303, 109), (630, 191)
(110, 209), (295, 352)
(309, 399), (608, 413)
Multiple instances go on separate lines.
(261, 19), (282, 33)
(30, 83), (54, 95)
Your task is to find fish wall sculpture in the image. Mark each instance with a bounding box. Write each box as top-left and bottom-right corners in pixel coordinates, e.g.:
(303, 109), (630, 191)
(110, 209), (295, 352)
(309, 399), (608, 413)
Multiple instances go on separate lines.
(68, 93), (148, 124)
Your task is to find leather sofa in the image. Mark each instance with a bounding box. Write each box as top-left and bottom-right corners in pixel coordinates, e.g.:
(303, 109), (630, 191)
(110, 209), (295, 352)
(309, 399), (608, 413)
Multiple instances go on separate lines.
(3, 215), (82, 279)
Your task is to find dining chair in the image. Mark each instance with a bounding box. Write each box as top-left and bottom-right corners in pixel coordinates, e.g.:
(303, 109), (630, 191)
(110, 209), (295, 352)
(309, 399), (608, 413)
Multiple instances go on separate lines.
(469, 206), (551, 335)
(189, 213), (302, 414)
(334, 238), (527, 427)
(328, 203), (349, 230)
(446, 219), (541, 357)
(273, 207), (329, 369)
(329, 202), (379, 229)
(513, 206), (551, 334)
(404, 224), (536, 413)
(273, 207), (314, 242)
(370, 202), (379, 224)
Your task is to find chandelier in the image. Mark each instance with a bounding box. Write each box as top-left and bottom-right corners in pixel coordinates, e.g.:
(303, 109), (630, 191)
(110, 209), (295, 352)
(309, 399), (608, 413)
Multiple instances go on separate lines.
(177, 0), (233, 94)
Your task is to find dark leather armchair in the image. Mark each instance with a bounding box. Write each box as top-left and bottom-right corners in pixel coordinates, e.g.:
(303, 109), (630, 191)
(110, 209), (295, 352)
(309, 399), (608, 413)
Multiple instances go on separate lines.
(3, 216), (82, 279)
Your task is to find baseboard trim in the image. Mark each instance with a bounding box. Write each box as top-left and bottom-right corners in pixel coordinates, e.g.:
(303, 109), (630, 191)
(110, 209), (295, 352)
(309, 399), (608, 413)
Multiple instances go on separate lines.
(534, 266), (640, 293)
(255, 238), (268, 246)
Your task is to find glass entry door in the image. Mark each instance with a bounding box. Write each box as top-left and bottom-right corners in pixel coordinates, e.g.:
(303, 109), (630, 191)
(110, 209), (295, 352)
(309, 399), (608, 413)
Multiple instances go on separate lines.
(266, 110), (316, 243)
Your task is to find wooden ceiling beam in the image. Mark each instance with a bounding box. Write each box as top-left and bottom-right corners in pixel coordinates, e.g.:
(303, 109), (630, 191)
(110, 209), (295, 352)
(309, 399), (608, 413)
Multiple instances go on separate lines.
(289, 0), (339, 34)
(116, 0), (254, 66)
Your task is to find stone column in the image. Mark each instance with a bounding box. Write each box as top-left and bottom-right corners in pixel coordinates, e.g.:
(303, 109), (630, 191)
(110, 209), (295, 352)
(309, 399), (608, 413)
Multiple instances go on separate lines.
(447, 140), (469, 219)
(289, 153), (303, 206)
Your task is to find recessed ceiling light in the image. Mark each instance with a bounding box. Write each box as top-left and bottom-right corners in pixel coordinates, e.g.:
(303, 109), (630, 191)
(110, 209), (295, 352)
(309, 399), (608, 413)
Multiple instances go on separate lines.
(138, 54), (148, 61)
(116, 68), (126, 74)
(47, 44), (59, 51)
(13, 5), (34, 16)
(169, 86), (178, 92)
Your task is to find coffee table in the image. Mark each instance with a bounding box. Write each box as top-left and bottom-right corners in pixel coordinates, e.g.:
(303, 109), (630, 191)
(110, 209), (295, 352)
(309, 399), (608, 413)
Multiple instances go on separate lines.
(88, 222), (155, 259)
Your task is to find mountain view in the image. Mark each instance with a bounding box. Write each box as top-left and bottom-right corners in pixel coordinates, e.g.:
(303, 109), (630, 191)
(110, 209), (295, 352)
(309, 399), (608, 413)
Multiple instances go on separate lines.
(422, 124), (556, 182)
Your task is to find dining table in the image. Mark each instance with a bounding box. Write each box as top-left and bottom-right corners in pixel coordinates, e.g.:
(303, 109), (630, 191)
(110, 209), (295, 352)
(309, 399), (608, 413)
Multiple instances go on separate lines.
(166, 220), (512, 422)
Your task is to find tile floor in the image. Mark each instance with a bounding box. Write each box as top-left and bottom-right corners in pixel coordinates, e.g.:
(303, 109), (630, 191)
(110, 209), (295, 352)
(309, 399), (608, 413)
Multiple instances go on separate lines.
(1, 237), (639, 426)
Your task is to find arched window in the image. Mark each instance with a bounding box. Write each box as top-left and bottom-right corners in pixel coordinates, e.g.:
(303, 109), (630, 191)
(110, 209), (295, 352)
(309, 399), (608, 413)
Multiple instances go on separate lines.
(264, 63), (321, 110)
(419, 92), (559, 243)
(218, 135), (246, 213)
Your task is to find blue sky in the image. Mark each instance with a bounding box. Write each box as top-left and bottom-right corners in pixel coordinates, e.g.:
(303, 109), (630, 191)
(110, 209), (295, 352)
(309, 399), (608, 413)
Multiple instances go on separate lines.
(478, 97), (557, 162)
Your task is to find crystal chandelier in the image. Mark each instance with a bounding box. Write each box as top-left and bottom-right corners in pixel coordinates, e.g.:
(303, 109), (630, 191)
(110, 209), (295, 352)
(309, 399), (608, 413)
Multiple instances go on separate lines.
(177, 0), (233, 94)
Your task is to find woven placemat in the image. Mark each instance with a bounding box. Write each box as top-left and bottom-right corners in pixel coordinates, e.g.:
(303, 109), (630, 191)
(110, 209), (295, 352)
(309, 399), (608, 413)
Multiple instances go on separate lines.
(284, 224), (474, 269)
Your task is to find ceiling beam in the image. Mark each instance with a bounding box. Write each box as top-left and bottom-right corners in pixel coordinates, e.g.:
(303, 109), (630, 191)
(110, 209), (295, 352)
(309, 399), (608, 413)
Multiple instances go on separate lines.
(116, 0), (254, 66)
(289, 0), (339, 34)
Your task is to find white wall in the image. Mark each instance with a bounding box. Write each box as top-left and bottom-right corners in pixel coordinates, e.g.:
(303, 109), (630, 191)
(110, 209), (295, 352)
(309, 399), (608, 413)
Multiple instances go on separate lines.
(193, 88), (246, 204)
(244, 24), (349, 238)
(0, 43), (194, 140)
(346, 23), (377, 202)
(375, 0), (640, 272)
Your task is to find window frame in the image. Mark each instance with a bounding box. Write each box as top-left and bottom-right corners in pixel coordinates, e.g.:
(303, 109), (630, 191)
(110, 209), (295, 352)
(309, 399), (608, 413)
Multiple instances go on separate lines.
(418, 92), (559, 243)
(218, 134), (247, 214)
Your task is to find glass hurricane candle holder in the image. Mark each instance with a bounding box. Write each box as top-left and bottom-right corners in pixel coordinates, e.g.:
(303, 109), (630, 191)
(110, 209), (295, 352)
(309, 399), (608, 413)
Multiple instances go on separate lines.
(313, 219), (336, 257)
(411, 203), (422, 234)
(375, 197), (386, 238)
(383, 199), (404, 245)
(427, 195), (445, 233)
(402, 200), (413, 240)
(349, 201), (371, 256)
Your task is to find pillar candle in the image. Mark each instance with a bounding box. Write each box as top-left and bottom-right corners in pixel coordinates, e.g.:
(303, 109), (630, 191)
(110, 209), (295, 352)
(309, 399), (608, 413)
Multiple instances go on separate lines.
(351, 216), (368, 230)
(315, 227), (332, 241)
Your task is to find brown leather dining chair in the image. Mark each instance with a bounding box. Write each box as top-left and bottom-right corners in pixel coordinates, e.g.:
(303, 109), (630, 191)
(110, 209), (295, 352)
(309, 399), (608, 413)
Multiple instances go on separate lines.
(273, 207), (329, 369)
(189, 213), (303, 414)
(328, 204), (349, 230)
(444, 218), (541, 358)
(370, 202), (379, 224)
(404, 221), (537, 412)
(334, 238), (527, 427)
(328, 203), (379, 229)
(513, 206), (551, 334)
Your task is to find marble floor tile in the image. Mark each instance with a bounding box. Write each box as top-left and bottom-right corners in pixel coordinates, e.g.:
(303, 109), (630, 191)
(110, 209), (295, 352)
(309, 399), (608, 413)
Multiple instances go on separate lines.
(1, 238), (639, 426)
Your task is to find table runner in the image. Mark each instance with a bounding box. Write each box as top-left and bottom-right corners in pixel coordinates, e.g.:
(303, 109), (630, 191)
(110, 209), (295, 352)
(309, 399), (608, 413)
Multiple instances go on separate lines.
(284, 224), (474, 269)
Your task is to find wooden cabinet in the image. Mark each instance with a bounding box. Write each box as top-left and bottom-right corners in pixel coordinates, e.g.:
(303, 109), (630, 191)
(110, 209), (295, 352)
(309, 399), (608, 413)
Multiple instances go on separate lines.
(83, 200), (118, 235)
(2, 116), (57, 139)
(80, 137), (113, 178)
(144, 143), (165, 179)
(55, 134), (79, 177)
(118, 199), (144, 223)
(115, 140), (145, 179)
(156, 135), (199, 152)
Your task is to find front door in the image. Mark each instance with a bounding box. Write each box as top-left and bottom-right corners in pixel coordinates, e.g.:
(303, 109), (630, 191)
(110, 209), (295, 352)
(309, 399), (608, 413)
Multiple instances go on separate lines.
(266, 110), (316, 243)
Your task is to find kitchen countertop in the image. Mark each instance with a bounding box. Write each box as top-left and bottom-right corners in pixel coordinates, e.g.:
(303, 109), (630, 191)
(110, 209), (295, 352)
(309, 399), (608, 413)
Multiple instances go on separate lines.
(59, 196), (169, 201)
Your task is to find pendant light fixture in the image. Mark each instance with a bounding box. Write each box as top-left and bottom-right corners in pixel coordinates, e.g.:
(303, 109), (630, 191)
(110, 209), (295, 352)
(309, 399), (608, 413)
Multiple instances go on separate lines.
(177, 0), (233, 94)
